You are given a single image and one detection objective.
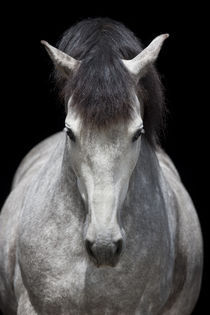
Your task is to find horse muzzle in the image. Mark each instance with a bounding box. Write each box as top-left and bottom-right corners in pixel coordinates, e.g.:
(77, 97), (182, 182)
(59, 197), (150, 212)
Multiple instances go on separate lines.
(85, 237), (124, 267)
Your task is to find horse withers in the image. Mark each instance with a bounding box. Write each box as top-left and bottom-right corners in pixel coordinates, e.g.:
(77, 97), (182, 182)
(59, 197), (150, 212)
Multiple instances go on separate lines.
(0, 18), (203, 314)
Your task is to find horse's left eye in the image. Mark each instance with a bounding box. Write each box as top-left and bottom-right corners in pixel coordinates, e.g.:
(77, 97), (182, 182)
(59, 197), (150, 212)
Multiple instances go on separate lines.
(64, 127), (76, 142)
(132, 128), (145, 142)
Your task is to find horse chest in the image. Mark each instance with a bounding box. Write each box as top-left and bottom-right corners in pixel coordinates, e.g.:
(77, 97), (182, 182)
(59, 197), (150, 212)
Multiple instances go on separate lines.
(18, 181), (174, 314)
(26, 255), (169, 314)
(19, 219), (173, 315)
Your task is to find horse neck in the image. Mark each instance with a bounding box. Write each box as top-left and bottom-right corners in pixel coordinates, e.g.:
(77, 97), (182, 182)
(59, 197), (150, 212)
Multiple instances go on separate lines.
(129, 138), (162, 194)
(35, 133), (76, 197)
(59, 135), (77, 185)
(124, 138), (173, 225)
(126, 138), (175, 239)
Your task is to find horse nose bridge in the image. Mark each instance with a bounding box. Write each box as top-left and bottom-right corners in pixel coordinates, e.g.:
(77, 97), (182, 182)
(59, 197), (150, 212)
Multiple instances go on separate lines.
(85, 222), (123, 243)
(87, 188), (119, 225)
(84, 179), (124, 266)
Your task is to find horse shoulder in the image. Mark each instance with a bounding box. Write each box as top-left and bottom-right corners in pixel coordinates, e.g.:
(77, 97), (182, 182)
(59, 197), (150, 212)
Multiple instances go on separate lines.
(0, 132), (65, 313)
(0, 180), (29, 314)
(156, 147), (202, 248)
(156, 147), (203, 314)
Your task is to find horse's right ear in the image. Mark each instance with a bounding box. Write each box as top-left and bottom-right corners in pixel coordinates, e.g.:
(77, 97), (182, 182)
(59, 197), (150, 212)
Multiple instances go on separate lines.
(41, 41), (81, 78)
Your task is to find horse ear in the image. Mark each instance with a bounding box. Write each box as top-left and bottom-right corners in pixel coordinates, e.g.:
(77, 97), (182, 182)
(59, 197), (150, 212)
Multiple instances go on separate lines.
(41, 40), (81, 78)
(122, 34), (169, 81)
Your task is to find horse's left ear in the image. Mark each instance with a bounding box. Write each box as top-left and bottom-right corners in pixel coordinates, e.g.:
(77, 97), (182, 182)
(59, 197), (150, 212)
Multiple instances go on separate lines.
(122, 34), (169, 81)
(41, 40), (81, 78)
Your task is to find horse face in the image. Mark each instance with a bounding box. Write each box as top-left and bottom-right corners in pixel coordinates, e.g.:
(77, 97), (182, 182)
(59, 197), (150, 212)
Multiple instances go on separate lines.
(65, 96), (144, 267)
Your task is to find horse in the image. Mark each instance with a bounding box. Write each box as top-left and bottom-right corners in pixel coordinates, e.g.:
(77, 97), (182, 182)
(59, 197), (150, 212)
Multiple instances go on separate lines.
(0, 18), (203, 315)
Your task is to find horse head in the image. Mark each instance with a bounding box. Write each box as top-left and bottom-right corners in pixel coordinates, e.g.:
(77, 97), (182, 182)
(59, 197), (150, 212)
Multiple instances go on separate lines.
(41, 34), (168, 267)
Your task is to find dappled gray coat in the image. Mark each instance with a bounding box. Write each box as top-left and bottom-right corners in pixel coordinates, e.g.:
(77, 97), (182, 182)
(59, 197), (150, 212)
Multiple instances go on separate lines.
(0, 18), (203, 315)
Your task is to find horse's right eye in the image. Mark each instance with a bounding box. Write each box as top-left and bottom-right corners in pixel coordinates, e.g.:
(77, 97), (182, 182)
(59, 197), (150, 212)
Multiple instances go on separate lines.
(64, 127), (76, 142)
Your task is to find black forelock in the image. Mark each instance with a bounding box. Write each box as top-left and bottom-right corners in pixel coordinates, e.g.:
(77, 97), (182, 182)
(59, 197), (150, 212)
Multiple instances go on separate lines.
(53, 17), (166, 146)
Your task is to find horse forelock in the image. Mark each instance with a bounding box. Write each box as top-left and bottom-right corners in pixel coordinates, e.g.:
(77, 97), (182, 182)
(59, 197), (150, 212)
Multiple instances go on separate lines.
(54, 17), (166, 146)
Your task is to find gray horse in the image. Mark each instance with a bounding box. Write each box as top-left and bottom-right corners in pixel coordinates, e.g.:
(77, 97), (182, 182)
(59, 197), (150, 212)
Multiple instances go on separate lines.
(0, 18), (203, 314)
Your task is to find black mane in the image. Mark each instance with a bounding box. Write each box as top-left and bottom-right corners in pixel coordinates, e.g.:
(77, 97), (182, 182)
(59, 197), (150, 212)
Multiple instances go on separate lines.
(54, 18), (166, 146)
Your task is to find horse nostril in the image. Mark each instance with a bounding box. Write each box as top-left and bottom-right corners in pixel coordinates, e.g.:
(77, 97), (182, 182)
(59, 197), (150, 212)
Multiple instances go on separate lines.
(114, 239), (123, 256)
(85, 239), (100, 266)
(85, 239), (94, 257)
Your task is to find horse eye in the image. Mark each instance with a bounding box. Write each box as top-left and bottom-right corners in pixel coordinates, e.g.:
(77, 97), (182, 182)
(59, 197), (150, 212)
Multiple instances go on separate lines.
(132, 128), (145, 142)
(64, 127), (76, 142)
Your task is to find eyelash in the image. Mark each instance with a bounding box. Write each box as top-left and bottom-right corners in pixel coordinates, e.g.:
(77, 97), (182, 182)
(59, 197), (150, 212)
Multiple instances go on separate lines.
(132, 127), (145, 142)
(64, 127), (76, 142)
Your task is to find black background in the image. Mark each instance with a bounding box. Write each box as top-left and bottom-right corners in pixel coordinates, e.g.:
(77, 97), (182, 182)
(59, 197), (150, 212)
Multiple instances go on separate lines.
(0, 2), (208, 314)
